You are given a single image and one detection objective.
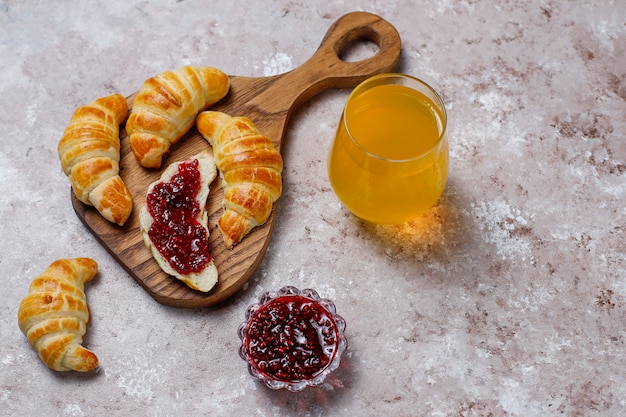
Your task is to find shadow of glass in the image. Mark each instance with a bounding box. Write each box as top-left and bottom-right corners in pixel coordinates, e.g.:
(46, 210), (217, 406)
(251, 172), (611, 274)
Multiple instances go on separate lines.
(354, 177), (471, 270)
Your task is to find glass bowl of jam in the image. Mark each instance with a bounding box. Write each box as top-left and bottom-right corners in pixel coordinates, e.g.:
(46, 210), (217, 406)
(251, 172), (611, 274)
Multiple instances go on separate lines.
(238, 286), (347, 392)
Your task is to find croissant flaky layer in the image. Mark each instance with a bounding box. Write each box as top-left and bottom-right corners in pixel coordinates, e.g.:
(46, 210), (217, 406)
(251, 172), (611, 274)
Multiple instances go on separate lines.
(17, 258), (99, 372)
(196, 111), (283, 249)
(127, 66), (230, 168)
(58, 93), (133, 226)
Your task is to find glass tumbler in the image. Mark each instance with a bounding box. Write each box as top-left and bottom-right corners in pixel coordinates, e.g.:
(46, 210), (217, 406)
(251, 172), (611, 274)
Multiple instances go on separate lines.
(328, 73), (448, 224)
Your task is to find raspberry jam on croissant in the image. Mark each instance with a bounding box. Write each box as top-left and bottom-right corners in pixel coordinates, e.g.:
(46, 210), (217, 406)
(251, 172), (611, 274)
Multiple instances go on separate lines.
(146, 159), (211, 274)
(238, 286), (347, 391)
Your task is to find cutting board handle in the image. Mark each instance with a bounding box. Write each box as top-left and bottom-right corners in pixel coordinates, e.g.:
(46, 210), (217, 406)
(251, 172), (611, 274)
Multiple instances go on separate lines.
(245, 12), (402, 118)
(302, 11), (402, 91)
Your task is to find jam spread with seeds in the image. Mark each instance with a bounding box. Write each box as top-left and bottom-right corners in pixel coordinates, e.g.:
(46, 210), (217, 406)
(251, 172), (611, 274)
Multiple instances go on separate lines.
(146, 159), (211, 275)
(242, 294), (340, 382)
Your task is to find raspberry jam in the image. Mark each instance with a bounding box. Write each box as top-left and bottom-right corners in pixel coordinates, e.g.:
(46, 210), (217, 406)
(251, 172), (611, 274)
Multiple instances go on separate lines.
(146, 159), (211, 275)
(238, 286), (347, 391)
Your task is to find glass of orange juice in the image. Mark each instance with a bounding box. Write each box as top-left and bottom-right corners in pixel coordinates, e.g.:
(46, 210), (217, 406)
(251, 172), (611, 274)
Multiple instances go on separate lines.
(328, 73), (448, 224)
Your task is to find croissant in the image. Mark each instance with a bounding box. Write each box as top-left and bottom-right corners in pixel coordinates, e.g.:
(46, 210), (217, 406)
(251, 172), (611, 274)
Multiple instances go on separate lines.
(17, 258), (99, 372)
(140, 151), (219, 292)
(127, 66), (230, 168)
(196, 111), (283, 249)
(58, 93), (132, 226)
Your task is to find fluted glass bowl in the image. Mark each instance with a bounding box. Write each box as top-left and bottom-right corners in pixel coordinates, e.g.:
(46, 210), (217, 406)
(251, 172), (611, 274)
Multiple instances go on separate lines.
(238, 286), (347, 392)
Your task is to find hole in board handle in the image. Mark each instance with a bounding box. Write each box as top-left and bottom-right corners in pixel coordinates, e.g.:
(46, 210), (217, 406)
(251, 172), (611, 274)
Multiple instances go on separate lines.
(338, 37), (381, 63)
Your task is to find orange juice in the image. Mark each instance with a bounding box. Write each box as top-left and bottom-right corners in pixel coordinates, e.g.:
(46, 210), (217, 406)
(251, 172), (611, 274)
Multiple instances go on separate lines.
(328, 75), (448, 224)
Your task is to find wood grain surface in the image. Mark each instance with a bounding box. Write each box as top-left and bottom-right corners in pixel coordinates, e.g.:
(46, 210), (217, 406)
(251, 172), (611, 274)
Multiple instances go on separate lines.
(71, 11), (401, 308)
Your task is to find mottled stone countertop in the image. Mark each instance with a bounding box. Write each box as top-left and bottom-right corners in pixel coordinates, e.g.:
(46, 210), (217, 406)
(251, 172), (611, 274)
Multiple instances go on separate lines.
(1, 1), (625, 416)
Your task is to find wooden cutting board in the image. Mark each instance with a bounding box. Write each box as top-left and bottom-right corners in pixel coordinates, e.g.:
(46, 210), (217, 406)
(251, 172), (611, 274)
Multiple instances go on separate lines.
(71, 11), (401, 308)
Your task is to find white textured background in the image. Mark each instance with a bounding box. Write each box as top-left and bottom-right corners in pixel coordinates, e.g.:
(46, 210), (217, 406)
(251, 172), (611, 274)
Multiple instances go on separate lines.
(1, 1), (625, 416)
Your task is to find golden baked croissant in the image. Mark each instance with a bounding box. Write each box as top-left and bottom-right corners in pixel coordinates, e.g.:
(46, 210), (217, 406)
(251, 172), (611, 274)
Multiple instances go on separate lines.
(17, 258), (99, 372)
(127, 66), (230, 168)
(196, 111), (283, 249)
(58, 93), (132, 226)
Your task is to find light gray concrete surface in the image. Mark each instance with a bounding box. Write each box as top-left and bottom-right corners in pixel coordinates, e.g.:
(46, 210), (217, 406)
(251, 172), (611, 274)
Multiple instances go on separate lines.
(1, 1), (625, 416)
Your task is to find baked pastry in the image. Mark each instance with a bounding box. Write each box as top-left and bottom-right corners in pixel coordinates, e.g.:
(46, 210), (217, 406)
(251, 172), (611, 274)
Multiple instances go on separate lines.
(140, 151), (219, 292)
(58, 93), (132, 226)
(127, 66), (230, 168)
(17, 258), (99, 372)
(196, 111), (283, 249)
